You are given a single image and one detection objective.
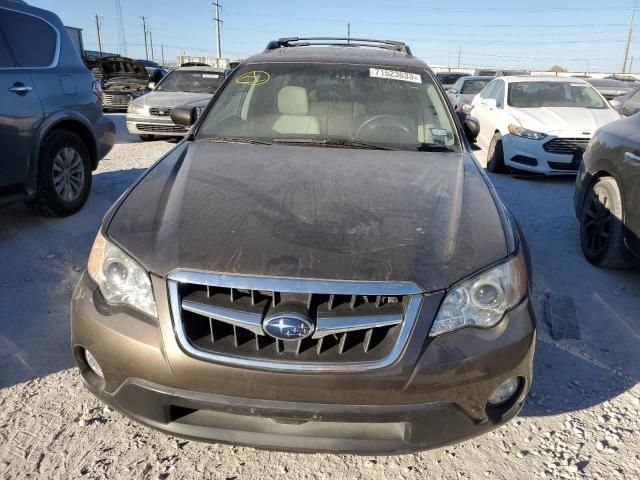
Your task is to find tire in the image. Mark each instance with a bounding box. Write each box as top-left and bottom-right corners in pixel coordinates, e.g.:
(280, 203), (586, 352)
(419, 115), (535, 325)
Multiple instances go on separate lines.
(139, 134), (155, 142)
(26, 130), (92, 218)
(486, 132), (506, 173)
(579, 176), (632, 269)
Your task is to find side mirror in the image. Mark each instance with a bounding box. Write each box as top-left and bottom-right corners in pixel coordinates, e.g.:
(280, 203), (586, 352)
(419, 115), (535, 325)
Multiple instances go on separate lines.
(171, 106), (198, 127)
(448, 88), (458, 95)
(148, 82), (156, 90)
(456, 112), (480, 143)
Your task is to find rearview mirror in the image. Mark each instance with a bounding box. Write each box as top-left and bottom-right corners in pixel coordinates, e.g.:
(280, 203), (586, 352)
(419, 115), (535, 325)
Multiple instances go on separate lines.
(171, 106), (198, 127)
(148, 82), (156, 90)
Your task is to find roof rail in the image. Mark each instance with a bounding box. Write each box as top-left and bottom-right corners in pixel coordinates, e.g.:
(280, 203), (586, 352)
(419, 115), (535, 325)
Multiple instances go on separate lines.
(265, 37), (412, 55)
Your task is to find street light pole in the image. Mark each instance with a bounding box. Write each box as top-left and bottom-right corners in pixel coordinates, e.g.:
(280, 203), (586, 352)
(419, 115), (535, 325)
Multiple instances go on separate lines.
(139, 16), (149, 60)
(95, 14), (103, 56)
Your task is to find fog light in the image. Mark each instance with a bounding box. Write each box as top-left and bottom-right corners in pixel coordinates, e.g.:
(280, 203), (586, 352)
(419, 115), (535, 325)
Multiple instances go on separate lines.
(487, 377), (520, 407)
(84, 349), (103, 378)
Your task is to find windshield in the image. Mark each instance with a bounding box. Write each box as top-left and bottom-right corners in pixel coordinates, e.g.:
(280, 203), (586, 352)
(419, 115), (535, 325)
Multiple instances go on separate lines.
(507, 81), (607, 109)
(461, 79), (490, 94)
(156, 70), (224, 93)
(197, 63), (457, 151)
(101, 59), (147, 79)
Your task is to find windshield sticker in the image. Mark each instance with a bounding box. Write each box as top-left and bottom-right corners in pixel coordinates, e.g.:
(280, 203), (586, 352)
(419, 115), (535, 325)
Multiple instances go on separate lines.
(370, 68), (422, 84)
(236, 70), (271, 85)
(202, 74), (219, 78)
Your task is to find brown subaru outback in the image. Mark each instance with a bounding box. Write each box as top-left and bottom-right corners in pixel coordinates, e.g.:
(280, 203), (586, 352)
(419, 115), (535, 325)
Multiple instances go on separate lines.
(71, 37), (536, 454)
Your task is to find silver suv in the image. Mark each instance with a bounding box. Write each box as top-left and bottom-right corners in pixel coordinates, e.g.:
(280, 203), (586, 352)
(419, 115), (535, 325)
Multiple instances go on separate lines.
(0, 0), (115, 216)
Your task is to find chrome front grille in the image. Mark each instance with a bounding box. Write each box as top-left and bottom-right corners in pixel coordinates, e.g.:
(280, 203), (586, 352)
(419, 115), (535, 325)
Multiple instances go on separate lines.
(149, 107), (172, 117)
(543, 137), (590, 155)
(136, 123), (188, 133)
(167, 271), (423, 372)
(103, 92), (133, 106)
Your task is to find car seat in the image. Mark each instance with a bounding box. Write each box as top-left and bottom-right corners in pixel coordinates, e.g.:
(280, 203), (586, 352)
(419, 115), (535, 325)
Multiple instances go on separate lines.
(272, 86), (320, 135)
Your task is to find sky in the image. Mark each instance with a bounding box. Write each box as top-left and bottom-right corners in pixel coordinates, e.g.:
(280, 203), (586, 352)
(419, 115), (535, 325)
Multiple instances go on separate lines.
(27, 0), (640, 73)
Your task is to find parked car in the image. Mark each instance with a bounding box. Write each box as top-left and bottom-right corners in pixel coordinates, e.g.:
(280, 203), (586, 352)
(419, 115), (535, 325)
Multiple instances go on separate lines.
(495, 69), (530, 77)
(447, 76), (493, 113)
(471, 76), (620, 174)
(72, 36), (535, 454)
(574, 114), (640, 269)
(0, 0), (114, 216)
(85, 55), (150, 110)
(135, 59), (168, 84)
(585, 78), (633, 100)
(609, 85), (640, 116)
(126, 66), (225, 140)
(473, 69), (498, 77)
(436, 71), (471, 89)
(603, 74), (638, 83)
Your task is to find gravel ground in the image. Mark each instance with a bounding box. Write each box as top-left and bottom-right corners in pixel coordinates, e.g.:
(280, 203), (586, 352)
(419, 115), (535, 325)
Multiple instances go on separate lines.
(1, 114), (639, 479)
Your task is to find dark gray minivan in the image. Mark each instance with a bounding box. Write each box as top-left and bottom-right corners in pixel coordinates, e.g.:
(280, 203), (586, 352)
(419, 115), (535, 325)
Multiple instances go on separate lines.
(0, 0), (114, 216)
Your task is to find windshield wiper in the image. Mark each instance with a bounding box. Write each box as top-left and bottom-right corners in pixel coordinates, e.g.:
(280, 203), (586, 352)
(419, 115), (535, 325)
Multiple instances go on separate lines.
(201, 137), (272, 145)
(272, 138), (394, 150)
(416, 143), (455, 152)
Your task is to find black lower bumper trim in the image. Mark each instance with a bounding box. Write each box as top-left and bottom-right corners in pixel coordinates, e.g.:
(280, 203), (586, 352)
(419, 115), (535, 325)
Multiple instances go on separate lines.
(85, 377), (524, 454)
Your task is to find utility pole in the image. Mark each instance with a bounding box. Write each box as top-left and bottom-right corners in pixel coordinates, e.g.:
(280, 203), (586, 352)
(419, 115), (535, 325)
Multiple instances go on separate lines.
(149, 29), (155, 62)
(115, 0), (127, 55)
(213, 1), (222, 60)
(139, 16), (149, 60)
(95, 14), (103, 56)
(622, 0), (637, 73)
(347, 22), (351, 42)
(161, 44), (165, 66)
(457, 46), (461, 69)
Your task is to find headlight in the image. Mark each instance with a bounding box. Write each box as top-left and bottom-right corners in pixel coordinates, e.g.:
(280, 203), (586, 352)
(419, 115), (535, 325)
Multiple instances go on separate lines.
(508, 124), (546, 140)
(87, 231), (157, 317)
(430, 252), (527, 336)
(460, 103), (473, 114)
(127, 102), (147, 115)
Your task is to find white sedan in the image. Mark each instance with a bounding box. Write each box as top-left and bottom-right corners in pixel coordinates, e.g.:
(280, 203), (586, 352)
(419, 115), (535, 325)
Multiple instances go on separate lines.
(469, 76), (621, 174)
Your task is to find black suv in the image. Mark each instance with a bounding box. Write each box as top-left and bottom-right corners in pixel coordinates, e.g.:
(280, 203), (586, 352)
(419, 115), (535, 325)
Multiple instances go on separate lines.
(0, 1), (114, 216)
(73, 37), (535, 454)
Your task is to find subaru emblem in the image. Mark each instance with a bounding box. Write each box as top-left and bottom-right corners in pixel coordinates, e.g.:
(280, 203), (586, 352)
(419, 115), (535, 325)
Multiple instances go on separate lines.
(263, 312), (314, 341)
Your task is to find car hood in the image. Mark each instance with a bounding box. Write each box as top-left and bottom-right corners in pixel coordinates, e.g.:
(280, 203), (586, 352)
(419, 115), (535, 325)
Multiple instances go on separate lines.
(510, 107), (621, 134)
(106, 142), (508, 292)
(137, 91), (214, 108)
(103, 76), (148, 88)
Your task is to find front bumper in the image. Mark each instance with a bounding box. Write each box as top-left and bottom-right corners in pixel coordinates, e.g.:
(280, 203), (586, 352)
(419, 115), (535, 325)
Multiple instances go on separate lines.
(126, 113), (189, 137)
(71, 273), (536, 454)
(502, 134), (588, 174)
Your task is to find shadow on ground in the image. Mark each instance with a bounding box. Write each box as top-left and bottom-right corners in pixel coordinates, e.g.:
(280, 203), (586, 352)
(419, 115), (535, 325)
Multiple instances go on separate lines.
(488, 172), (640, 417)
(0, 168), (145, 388)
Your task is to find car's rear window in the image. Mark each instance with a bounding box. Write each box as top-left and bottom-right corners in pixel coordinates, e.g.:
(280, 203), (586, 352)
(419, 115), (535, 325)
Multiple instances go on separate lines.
(461, 79), (490, 94)
(197, 62), (457, 151)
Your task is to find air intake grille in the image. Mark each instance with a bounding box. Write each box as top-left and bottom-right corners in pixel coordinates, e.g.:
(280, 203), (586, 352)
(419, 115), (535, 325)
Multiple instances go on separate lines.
(149, 107), (173, 117)
(103, 92), (132, 106)
(136, 123), (188, 133)
(543, 137), (590, 155)
(168, 272), (423, 372)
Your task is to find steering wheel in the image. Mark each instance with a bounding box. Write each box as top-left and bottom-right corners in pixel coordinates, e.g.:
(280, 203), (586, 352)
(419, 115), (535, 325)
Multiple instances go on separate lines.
(355, 114), (415, 142)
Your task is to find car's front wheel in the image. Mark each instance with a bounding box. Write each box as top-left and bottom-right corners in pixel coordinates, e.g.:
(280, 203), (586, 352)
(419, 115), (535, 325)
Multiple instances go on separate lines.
(26, 130), (92, 217)
(580, 176), (632, 269)
(486, 132), (506, 173)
